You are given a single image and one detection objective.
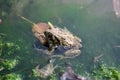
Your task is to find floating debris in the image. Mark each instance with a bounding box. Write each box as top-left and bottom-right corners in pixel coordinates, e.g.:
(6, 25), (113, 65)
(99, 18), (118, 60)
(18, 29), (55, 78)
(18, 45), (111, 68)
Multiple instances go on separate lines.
(0, 66), (4, 71)
(114, 45), (120, 48)
(33, 59), (57, 78)
(0, 19), (2, 24)
(112, 0), (120, 18)
(60, 62), (89, 80)
(0, 58), (4, 71)
(93, 53), (103, 63)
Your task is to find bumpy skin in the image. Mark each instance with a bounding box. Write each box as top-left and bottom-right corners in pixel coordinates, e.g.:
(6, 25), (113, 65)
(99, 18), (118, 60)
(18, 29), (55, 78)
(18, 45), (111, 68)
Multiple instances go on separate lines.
(32, 22), (82, 58)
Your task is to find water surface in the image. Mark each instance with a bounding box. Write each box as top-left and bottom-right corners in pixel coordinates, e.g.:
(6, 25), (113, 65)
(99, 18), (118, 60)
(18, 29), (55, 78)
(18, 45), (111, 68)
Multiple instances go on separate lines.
(0, 0), (120, 79)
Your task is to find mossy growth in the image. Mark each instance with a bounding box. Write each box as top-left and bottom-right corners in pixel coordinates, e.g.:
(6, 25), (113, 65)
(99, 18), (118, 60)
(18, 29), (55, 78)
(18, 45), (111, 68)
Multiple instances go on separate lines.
(1, 59), (19, 70)
(32, 69), (38, 77)
(49, 74), (58, 80)
(0, 73), (22, 80)
(0, 33), (21, 79)
(2, 42), (20, 57)
(0, 33), (20, 57)
(92, 64), (120, 80)
(0, 0), (18, 17)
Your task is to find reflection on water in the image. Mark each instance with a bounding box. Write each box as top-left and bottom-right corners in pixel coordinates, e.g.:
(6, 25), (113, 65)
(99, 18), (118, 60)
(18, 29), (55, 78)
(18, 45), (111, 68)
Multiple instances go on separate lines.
(113, 0), (120, 17)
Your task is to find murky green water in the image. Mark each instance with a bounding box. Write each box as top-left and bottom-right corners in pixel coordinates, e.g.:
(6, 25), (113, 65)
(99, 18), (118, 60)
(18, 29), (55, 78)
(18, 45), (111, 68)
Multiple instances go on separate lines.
(1, 0), (120, 79)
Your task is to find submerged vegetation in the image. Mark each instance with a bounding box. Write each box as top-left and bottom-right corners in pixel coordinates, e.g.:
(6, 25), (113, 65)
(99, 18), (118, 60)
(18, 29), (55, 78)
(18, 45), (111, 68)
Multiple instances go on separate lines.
(0, 0), (18, 17)
(2, 59), (19, 70)
(1, 32), (120, 79)
(31, 62), (120, 80)
(0, 73), (22, 80)
(0, 33), (21, 80)
(0, 0), (120, 80)
(92, 64), (120, 80)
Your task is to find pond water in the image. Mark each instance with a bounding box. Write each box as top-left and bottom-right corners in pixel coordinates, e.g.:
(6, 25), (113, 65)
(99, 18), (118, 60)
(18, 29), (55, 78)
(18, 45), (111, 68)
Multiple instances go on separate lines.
(0, 0), (120, 79)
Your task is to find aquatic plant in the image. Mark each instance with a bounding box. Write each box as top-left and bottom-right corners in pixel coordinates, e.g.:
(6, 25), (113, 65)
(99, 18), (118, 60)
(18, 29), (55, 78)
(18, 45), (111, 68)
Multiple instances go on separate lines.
(1, 42), (20, 57)
(0, 33), (20, 57)
(32, 69), (58, 80)
(32, 69), (38, 77)
(0, 33), (6, 56)
(92, 64), (120, 80)
(0, 33), (20, 71)
(2, 59), (18, 70)
(0, 0), (18, 17)
(50, 74), (58, 80)
(0, 73), (22, 80)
